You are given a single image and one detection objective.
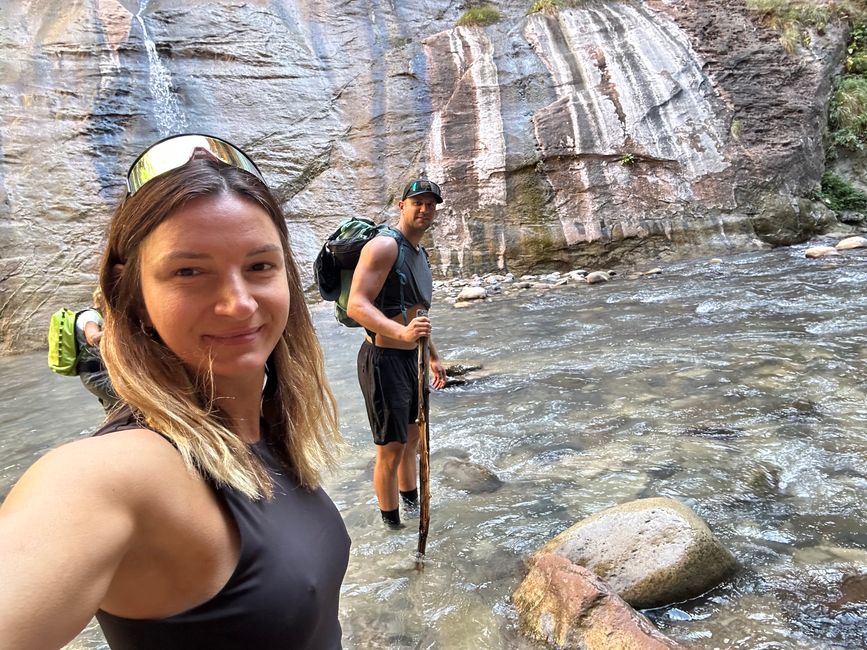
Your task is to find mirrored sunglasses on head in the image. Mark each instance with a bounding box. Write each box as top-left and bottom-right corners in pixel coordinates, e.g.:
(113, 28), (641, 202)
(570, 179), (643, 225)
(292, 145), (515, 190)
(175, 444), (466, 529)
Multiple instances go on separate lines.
(126, 133), (265, 196)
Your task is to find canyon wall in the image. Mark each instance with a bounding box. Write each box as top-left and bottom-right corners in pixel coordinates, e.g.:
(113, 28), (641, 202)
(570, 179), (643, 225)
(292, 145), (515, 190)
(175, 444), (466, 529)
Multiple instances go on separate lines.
(0, 0), (849, 351)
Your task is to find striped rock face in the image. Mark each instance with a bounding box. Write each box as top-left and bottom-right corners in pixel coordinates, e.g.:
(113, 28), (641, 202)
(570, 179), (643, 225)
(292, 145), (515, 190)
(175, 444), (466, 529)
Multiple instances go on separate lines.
(0, 0), (850, 351)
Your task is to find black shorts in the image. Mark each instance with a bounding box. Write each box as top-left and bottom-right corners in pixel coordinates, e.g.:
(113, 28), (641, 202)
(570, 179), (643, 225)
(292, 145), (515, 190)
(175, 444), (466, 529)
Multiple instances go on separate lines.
(357, 341), (419, 445)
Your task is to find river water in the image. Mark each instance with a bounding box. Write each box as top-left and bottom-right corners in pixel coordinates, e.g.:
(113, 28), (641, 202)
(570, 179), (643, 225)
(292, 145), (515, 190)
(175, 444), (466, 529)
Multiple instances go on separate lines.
(1, 245), (865, 649)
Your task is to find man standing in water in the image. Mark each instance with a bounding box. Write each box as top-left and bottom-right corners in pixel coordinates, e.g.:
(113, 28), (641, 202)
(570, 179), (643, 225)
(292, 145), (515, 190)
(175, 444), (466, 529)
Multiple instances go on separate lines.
(347, 179), (447, 530)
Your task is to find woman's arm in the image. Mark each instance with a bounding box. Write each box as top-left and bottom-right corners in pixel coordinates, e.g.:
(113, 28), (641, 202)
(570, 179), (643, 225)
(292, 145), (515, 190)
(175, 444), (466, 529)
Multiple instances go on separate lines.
(0, 438), (138, 649)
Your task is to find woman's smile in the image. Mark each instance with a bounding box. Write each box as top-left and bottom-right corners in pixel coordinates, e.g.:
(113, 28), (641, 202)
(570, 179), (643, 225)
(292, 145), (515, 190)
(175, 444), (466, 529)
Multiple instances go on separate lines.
(203, 325), (265, 346)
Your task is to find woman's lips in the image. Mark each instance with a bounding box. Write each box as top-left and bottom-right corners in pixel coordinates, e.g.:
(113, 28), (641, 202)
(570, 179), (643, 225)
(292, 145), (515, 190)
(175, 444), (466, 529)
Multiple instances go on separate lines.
(203, 325), (264, 345)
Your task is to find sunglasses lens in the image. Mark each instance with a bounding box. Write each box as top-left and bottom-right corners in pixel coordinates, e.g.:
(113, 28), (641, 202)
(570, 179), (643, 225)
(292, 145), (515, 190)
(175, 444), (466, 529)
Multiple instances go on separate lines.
(401, 178), (442, 202)
(126, 134), (264, 196)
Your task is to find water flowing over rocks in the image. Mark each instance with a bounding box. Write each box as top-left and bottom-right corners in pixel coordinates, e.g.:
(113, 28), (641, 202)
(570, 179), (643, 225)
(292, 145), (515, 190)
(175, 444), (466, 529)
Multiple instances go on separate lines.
(0, 0), (856, 351)
(513, 554), (685, 649)
(442, 361), (488, 388)
(532, 496), (738, 609)
(805, 235), (867, 258)
(439, 457), (504, 494)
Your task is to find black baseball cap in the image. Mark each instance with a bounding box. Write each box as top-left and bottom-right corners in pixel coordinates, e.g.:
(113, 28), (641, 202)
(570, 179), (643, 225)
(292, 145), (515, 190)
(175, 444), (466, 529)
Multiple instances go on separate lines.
(402, 179), (443, 203)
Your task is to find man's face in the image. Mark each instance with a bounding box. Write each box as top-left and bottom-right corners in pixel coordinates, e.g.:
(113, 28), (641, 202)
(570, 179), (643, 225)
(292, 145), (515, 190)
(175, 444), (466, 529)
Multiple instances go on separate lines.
(399, 193), (439, 231)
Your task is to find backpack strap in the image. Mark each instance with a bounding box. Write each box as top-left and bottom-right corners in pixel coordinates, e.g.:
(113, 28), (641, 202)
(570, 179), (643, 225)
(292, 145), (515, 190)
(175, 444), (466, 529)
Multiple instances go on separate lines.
(367, 228), (410, 342)
(382, 227), (409, 325)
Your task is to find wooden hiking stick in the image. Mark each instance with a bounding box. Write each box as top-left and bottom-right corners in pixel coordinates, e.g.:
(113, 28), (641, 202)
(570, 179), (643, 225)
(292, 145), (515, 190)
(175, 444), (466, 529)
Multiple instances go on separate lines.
(415, 311), (431, 569)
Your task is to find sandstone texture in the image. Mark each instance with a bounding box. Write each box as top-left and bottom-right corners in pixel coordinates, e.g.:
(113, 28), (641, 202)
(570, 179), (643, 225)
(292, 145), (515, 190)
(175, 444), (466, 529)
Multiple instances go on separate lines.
(537, 496), (738, 609)
(513, 553), (684, 649)
(0, 0), (854, 351)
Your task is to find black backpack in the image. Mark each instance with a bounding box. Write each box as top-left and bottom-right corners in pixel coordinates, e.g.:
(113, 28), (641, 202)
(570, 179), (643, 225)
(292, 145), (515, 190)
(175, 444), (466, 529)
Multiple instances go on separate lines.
(313, 217), (407, 327)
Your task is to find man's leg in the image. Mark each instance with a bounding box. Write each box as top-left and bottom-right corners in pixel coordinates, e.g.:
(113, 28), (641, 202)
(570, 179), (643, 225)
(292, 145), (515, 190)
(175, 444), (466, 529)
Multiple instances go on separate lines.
(375, 442), (408, 528)
(374, 441), (406, 512)
(397, 422), (420, 496)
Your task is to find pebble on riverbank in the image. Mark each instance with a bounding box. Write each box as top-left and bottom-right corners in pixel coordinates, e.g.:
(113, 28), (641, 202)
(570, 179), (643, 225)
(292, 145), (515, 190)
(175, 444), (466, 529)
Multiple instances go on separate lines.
(443, 265), (641, 306)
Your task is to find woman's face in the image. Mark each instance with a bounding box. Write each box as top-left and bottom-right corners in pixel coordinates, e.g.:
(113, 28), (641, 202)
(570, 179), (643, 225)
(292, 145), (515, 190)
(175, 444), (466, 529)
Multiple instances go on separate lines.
(138, 192), (290, 385)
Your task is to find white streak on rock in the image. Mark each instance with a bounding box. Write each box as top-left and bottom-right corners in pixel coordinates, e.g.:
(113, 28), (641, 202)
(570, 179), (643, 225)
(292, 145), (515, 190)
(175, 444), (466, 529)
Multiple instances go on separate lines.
(455, 27), (507, 207)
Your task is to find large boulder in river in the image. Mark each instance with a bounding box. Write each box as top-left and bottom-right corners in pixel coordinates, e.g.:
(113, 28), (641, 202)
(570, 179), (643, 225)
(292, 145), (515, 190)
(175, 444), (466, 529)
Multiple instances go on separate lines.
(536, 497), (738, 609)
(513, 553), (684, 649)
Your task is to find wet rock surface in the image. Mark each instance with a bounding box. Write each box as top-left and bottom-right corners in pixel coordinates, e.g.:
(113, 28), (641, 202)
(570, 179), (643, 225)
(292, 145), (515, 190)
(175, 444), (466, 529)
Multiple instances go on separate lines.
(536, 496), (739, 609)
(513, 553), (685, 649)
(439, 457), (504, 494)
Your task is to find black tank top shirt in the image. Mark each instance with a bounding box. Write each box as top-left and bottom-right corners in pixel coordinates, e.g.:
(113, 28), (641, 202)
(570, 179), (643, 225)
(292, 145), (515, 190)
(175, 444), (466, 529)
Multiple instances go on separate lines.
(93, 410), (350, 650)
(376, 230), (433, 320)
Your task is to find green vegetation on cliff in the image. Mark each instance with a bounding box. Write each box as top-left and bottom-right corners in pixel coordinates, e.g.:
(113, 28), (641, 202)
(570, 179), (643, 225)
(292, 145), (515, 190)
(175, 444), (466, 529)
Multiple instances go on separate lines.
(527, 0), (591, 15)
(528, 0), (564, 14)
(819, 172), (867, 211)
(457, 4), (501, 27)
(747, 0), (867, 150)
(830, 20), (867, 151)
(746, 0), (863, 47)
(830, 76), (867, 150)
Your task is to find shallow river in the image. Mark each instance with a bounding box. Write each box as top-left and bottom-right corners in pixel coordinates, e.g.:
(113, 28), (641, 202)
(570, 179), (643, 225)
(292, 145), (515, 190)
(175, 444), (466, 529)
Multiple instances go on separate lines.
(1, 245), (865, 649)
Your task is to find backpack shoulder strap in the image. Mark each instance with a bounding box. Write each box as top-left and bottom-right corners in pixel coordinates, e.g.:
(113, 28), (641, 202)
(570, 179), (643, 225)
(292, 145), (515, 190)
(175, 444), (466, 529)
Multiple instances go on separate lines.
(378, 227), (409, 324)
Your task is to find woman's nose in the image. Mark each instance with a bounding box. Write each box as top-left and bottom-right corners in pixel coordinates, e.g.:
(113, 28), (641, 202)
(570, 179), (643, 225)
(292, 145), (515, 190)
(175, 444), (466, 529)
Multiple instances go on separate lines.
(214, 275), (257, 318)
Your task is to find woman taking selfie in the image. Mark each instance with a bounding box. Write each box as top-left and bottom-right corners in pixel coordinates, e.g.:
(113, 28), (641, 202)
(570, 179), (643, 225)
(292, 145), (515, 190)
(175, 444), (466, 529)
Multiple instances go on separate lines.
(0, 135), (349, 649)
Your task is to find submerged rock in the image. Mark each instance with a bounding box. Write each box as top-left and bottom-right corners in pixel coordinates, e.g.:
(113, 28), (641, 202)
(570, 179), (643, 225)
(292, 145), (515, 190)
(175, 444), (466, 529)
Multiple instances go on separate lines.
(536, 497), (738, 609)
(829, 573), (867, 611)
(439, 457), (503, 493)
(513, 554), (684, 649)
(683, 425), (743, 439)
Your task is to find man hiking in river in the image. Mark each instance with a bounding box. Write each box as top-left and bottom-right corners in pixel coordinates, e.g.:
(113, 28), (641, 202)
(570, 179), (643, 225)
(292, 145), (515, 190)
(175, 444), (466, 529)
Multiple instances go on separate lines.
(347, 179), (447, 530)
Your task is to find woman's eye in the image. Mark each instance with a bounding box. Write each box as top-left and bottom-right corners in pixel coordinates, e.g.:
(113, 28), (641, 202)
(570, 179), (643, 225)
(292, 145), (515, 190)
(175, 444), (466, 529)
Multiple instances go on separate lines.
(175, 267), (199, 277)
(250, 262), (275, 272)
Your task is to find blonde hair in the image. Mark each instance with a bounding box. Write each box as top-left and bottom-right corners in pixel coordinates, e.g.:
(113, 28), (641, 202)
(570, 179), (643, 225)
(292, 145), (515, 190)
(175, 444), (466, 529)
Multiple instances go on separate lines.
(99, 158), (340, 498)
(92, 287), (105, 310)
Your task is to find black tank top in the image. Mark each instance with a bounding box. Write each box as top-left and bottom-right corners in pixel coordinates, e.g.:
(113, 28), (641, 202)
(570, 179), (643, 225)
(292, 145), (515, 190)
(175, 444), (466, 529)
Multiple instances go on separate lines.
(93, 410), (350, 649)
(376, 231), (433, 320)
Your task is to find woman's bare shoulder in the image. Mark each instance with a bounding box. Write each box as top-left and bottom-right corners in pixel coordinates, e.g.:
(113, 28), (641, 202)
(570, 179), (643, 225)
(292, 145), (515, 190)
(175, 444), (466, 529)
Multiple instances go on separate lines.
(0, 428), (190, 649)
(5, 427), (185, 511)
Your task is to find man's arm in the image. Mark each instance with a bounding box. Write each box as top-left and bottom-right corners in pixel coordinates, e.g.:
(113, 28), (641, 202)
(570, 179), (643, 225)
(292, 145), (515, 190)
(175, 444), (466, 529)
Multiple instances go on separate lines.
(428, 337), (447, 390)
(83, 320), (103, 346)
(346, 236), (431, 343)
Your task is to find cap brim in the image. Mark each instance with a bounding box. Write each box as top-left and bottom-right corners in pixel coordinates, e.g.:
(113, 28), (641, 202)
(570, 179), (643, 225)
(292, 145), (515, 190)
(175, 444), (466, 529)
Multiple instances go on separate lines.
(404, 191), (443, 204)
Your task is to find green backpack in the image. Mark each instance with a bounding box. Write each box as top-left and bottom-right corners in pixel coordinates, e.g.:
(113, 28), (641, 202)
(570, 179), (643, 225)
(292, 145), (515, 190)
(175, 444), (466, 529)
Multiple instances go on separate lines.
(47, 307), (84, 376)
(313, 217), (407, 327)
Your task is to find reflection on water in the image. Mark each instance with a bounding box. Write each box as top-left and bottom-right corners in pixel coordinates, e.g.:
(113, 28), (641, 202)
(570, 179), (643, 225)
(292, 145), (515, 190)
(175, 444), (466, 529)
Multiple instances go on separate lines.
(2, 246), (866, 649)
